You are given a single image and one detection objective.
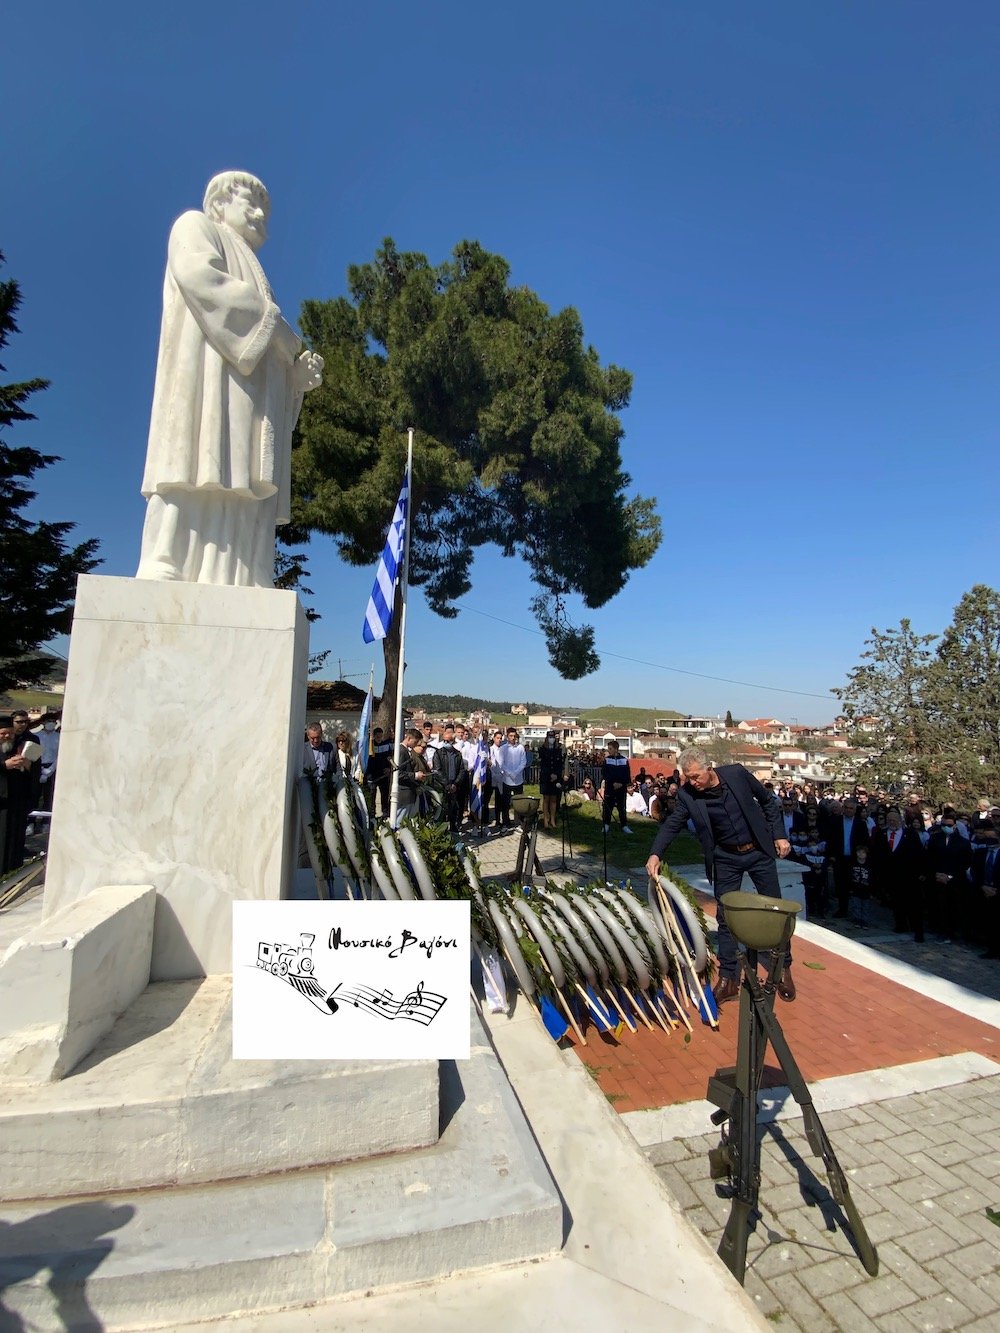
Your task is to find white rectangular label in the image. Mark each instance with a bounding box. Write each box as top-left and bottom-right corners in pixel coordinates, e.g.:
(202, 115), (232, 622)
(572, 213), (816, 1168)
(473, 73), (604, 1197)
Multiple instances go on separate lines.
(233, 901), (470, 1060)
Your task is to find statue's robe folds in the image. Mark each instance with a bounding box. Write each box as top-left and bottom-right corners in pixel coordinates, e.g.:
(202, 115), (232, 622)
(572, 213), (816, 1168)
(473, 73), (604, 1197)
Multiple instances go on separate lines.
(137, 211), (304, 587)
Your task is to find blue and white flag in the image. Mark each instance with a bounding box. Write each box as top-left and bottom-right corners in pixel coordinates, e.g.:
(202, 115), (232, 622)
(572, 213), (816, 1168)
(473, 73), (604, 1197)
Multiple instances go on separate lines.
(354, 685), (373, 780)
(469, 739), (488, 817)
(362, 469), (410, 643)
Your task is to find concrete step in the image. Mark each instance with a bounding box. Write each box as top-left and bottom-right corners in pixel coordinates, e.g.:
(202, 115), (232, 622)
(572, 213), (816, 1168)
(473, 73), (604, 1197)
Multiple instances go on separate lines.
(0, 1002), (562, 1331)
(0, 976), (439, 1200)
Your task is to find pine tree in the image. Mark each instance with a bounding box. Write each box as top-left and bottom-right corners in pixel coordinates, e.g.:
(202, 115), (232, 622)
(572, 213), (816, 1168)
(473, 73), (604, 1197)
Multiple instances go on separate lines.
(923, 585), (1000, 799)
(291, 239), (661, 728)
(0, 254), (100, 692)
(833, 619), (937, 796)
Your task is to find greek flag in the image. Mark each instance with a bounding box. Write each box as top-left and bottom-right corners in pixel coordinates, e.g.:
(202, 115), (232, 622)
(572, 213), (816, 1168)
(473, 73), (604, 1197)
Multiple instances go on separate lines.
(469, 739), (488, 816)
(354, 685), (373, 780)
(362, 468), (409, 643)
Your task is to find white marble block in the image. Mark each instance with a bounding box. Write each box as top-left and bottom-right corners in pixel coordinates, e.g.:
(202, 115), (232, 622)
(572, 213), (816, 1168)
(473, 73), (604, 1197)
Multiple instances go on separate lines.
(0, 883), (155, 1083)
(43, 575), (309, 980)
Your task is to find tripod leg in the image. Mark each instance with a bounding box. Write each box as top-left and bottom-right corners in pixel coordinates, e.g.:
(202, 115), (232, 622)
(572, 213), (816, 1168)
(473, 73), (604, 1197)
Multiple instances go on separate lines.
(744, 970), (880, 1277)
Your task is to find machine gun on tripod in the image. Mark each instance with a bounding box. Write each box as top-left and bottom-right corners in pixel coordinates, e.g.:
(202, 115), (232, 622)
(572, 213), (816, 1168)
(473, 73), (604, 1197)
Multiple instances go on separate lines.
(705, 891), (880, 1286)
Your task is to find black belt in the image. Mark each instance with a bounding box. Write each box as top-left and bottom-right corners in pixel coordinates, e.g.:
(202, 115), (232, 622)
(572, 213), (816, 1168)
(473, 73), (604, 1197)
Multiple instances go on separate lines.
(718, 841), (756, 854)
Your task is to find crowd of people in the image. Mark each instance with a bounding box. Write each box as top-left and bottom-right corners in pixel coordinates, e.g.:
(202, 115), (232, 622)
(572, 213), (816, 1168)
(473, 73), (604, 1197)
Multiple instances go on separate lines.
(396, 721), (532, 832)
(766, 784), (1000, 959)
(1, 709), (61, 875)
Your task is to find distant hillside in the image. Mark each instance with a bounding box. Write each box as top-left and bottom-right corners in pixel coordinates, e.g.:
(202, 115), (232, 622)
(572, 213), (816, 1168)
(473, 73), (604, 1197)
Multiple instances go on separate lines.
(404, 694), (514, 715)
(587, 706), (685, 730)
(404, 696), (690, 729)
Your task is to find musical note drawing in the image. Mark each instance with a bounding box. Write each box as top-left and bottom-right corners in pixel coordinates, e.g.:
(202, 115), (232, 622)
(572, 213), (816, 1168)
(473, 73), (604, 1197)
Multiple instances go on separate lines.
(338, 982), (446, 1026)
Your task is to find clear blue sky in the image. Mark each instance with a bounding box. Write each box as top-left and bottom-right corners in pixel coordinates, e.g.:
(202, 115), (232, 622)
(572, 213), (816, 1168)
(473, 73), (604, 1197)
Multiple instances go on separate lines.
(6, 1), (997, 723)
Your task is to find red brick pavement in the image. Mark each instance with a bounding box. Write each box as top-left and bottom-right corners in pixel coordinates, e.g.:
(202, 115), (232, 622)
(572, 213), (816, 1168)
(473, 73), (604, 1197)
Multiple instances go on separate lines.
(566, 926), (1000, 1114)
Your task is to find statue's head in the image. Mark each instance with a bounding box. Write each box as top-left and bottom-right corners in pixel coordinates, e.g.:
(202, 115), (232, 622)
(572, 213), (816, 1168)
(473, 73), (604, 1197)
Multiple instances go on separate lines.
(203, 171), (270, 251)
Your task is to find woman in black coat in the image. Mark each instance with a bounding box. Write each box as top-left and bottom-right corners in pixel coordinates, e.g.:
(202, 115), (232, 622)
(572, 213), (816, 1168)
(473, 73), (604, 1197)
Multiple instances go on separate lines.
(538, 731), (565, 830)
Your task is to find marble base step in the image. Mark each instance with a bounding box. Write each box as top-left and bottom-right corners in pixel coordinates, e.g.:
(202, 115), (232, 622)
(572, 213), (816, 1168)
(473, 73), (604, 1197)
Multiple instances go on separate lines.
(0, 1003), (562, 1331)
(0, 976), (439, 1201)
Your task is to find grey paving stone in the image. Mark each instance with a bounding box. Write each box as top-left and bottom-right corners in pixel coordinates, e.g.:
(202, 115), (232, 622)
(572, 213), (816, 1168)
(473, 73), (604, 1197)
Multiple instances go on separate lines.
(745, 1277), (785, 1322)
(673, 1151), (714, 1184)
(931, 1208), (990, 1248)
(653, 1168), (701, 1210)
(949, 1275), (1000, 1320)
(942, 1239), (1000, 1281)
(760, 1181), (831, 1214)
(819, 1109), (862, 1133)
(897, 1225), (964, 1264)
(908, 1153), (973, 1193)
(901, 1291), (976, 1330)
(958, 1207), (1000, 1244)
(876, 1314), (926, 1333)
(931, 1186), (989, 1218)
(644, 1137), (694, 1166)
(957, 1114), (1000, 1138)
(746, 1237), (804, 1281)
(924, 1138), (983, 1168)
(949, 1155), (1000, 1189)
(684, 1204), (724, 1240)
(798, 1255), (871, 1299)
(767, 1271), (839, 1331)
(850, 1273), (920, 1319)
(892, 1174), (955, 1204)
(851, 1160), (917, 1191)
(873, 1241), (944, 1302)
(817, 1287), (876, 1331)
(972, 1268), (1000, 1303)
(889, 1131), (937, 1158)
(863, 1206), (929, 1246)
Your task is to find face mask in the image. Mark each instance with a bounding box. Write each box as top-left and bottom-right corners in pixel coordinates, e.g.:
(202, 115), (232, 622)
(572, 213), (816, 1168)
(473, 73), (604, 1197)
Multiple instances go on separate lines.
(43, 722), (55, 732)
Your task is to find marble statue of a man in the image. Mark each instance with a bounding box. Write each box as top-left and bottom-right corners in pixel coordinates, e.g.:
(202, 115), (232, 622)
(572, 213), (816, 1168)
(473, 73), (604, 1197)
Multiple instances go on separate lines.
(136, 171), (323, 587)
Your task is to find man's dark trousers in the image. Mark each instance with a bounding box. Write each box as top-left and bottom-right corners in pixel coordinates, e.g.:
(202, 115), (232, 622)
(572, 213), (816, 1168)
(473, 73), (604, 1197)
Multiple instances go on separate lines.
(713, 847), (791, 981)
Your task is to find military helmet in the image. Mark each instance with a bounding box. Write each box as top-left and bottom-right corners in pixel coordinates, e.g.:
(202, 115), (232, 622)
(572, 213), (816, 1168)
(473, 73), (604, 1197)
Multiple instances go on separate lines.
(721, 892), (802, 950)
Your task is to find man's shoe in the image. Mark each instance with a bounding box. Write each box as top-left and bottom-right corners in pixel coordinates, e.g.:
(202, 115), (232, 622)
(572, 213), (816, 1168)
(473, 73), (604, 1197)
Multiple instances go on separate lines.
(622, 826), (633, 835)
(776, 967), (796, 1002)
(602, 824), (610, 834)
(713, 976), (741, 1005)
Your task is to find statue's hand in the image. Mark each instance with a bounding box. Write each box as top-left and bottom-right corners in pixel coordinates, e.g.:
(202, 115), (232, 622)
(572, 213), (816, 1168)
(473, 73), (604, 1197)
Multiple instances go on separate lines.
(294, 350), (324, 392)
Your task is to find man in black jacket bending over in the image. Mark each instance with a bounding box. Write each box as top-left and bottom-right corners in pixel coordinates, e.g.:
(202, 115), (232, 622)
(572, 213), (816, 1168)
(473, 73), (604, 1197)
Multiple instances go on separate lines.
(644, 747), (795, 1005)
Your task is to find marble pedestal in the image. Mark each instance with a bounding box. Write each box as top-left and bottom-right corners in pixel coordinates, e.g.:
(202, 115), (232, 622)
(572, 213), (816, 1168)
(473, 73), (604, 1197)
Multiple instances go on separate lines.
(43, 576), (309, 980)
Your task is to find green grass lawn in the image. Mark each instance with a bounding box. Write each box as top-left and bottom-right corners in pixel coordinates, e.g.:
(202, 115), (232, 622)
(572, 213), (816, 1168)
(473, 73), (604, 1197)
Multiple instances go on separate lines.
(523, 784), (702, 870)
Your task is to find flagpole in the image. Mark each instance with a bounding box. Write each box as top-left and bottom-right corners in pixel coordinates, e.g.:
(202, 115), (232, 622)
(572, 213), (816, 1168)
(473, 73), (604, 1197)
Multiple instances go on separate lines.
(388, 428), (414, 827)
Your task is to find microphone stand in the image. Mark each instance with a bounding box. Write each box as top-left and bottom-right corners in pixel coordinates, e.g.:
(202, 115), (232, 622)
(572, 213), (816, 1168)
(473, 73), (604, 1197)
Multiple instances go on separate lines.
(559, 775), (574, 871)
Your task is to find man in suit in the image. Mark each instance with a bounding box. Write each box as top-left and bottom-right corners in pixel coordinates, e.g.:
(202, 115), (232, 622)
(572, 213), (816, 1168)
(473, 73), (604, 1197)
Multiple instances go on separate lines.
(645, 748), (794, 1005)
(872, 808), (927, 937)
(780, 796), (809, 841)
(825, 797), (871, 918)
(969, 821), (1000, 958)
(926, 810), (973, 937)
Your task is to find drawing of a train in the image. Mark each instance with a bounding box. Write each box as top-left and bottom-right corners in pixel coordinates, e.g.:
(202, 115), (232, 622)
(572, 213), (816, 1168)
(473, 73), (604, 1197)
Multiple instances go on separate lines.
(257, 933), (315, 977)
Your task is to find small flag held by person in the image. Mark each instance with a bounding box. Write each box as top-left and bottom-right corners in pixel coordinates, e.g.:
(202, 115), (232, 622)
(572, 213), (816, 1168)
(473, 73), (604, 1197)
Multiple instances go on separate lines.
(469, 738), (488, 818)
(354, 684), (373, 781)
(362, 467), (410, 643)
